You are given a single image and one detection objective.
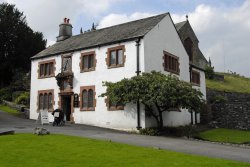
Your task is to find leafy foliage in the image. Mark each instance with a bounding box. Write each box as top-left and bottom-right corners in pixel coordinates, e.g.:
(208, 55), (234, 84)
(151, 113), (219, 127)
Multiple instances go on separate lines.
(0, 3), (46, 87)
(14, 91), (30, 106)
(101, 71), (205, 128)
(205, 65), (215, 79)
(139, 128), (159, 136)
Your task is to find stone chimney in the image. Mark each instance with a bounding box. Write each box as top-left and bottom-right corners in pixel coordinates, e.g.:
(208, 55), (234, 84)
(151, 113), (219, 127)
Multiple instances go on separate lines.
(56, 18), (72, 42)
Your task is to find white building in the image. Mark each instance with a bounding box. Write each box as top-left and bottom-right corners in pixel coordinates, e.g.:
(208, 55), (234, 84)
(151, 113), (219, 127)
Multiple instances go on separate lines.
(30, 13), (207, 130)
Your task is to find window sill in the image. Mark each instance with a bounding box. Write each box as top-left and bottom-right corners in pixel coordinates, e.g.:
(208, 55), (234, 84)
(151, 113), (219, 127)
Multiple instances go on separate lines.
(80, 68), (95, 73)
(191, 83), (200, 87)
(38, 75), (55, 79)
(108, 106), (124, 111)
(108, 64), (124, 69)
(164, 69), (180, 75)
(80, 108), (95, 111)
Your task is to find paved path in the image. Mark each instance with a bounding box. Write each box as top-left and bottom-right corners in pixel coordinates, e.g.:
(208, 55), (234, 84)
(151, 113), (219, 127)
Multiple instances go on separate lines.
(0, 110), (250, 163)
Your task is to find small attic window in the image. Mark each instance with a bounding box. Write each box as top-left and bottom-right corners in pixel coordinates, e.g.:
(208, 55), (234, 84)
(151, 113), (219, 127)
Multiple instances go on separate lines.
(184, 37), (193, 62)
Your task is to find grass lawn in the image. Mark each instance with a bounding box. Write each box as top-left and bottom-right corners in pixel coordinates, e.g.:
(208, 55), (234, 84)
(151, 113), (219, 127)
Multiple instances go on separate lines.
(0, 104), (19, 115)
(198, 128), (250, 144)
(206, 73), (250, 94)
(0, 134), (249, 167)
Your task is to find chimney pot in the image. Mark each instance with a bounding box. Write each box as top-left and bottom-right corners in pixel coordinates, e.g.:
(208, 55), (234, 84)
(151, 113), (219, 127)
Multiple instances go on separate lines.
(57, 18), (73, 42)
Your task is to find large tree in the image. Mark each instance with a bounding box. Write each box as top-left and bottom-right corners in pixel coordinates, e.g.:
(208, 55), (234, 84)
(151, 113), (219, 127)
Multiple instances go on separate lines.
(0, 3), (46, 87)
(101, 71), (205, 129)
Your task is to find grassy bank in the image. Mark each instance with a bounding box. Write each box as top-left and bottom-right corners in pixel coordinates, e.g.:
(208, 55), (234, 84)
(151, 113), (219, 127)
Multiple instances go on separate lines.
(198, 128), (250, 144)
(0, 133), (249, 167)
(206, 73), (250, 94)
(0, 104), (19, 115)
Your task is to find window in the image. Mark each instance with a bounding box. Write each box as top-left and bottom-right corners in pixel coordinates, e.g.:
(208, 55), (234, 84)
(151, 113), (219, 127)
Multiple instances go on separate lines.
(106, 45), (125, 68)
(105, 98), (124, 111)
(80, 51), (96, 72)
(38, 60), (55, 78)
(163, 51), (180, 75)
(184, 38), (193, 62)
(80, 86), (96, 111)
(37, 90), (54, 111)
(191, 70), (200, 86)
(62, 55), (72, 72)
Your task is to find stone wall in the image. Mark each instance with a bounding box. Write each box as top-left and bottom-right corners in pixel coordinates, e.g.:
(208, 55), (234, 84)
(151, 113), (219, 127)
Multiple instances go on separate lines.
(2, 100), (29, 118)
(206, 89), (250, 130)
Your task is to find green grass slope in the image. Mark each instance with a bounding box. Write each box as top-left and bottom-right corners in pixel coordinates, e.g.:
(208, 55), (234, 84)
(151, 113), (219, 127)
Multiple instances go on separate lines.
(198, 128), (250, 144)
(206, 73), (250, 94)
(0, 134), (249, 167)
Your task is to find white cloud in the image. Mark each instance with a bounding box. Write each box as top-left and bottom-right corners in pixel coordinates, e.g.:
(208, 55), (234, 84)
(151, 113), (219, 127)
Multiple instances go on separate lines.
(2, 0), (120, 46)
(98, 12), (156, 28)
(172, 1), (250, 77)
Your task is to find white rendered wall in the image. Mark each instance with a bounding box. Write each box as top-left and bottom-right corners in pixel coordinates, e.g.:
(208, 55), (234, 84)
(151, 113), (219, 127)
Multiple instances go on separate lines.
(30, 56), (61, 121)
(30, 41), (146, 130)
(143, 14), (193, 127)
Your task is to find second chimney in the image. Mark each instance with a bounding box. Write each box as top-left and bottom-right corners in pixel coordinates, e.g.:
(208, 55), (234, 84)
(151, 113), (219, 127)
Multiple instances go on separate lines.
(56, 18), (73, 42)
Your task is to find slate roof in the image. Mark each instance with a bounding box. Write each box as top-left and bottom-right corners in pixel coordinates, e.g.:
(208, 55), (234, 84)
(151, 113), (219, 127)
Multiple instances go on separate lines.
(175, 21), (187, 31)
(174, 21), (208, 70)
(32, 13), (168, 59)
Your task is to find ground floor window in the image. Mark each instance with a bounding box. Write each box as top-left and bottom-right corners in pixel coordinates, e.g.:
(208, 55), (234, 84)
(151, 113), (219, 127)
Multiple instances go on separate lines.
(38, 89), (54, 111)
(105, 98), (124, 111)
(80, 86), (96, 111)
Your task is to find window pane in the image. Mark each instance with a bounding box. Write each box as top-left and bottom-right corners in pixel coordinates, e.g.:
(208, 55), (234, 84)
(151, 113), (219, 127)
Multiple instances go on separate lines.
(39, 94), (43, 110)
(83, 56), (88, 69)
(88, 55), (94, 69)
(44, 93), (48, 109)
(117, 49), (123, 65)
(44, 64), (48, 76)
(49, 63), (53, 75)
(110, 51), (116, 65)
(40, 64), (44, 76)
(48, 93), (53, 109)
(88, 89), (94, 108)
(82, 90), (88, 108)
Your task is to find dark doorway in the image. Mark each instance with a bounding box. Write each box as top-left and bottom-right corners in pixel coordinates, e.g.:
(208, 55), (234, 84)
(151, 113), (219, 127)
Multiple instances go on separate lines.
(62, 96), (71, 121)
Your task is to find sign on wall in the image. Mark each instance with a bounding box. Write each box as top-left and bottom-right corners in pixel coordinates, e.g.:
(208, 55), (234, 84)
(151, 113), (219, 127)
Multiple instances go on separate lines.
(74, 93), (79, 107)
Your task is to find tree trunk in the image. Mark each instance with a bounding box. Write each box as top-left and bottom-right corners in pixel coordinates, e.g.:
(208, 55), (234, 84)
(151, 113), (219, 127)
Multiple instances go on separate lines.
(159, 111), (163, 129)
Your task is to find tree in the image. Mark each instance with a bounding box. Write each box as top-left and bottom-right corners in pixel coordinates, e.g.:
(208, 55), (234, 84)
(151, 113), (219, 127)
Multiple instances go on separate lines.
(101, 71), (205, 129)
(0, 3), (46, 87)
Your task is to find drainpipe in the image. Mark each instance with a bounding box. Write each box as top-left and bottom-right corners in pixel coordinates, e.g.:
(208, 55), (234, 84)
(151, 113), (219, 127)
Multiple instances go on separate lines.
(136, 38), (141, 130)
(189, 65), (194, 125)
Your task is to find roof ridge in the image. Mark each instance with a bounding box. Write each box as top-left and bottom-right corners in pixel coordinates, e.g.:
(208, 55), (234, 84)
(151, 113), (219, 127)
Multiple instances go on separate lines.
(73, 12), (169, 38)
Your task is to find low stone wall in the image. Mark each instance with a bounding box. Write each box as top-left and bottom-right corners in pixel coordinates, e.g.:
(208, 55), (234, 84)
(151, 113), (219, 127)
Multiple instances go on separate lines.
(206, 89), (250, 130)
(2, 100), (29, 118)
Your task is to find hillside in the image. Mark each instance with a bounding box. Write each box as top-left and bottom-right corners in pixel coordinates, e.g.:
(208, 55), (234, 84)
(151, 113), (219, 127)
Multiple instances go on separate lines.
(206, 73), (250, 94)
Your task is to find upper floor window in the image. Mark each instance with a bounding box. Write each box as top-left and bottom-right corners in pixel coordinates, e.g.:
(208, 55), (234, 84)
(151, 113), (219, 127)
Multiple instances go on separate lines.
(62, 55), (72, 72)
(106, 45), (125, 68)
(38, 59), (55, 78)
(80, 86), (96, 111)
(38, 90), (54, 111)
(163, 51), (180, 75)
(191, 70), (200, 86)
(184, 38), (193, 62)
(80, 51), (96, 72)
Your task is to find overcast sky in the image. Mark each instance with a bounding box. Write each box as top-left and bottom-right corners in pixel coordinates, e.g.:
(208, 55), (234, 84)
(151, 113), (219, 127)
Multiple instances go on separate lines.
(1, 0), (250, 77)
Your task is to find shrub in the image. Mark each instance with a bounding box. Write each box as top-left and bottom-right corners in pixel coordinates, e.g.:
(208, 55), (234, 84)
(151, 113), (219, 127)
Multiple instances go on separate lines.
(139, 128), (159, 136)
(205, 65), (215, 79)
(14, 92), (30, 106)
(0, 88), (12, 102)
